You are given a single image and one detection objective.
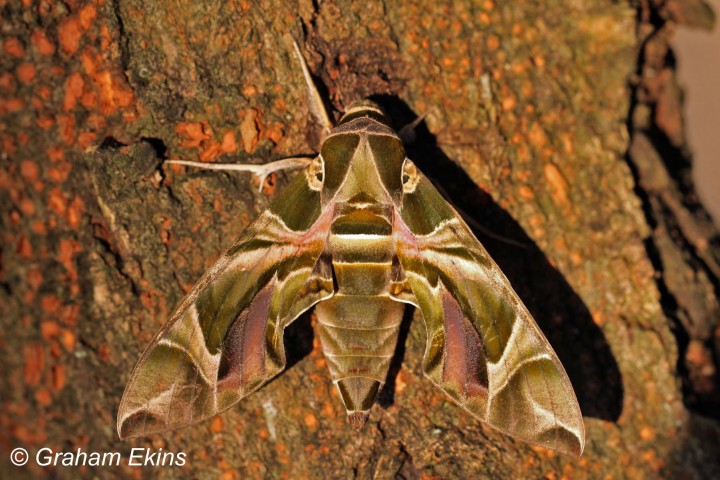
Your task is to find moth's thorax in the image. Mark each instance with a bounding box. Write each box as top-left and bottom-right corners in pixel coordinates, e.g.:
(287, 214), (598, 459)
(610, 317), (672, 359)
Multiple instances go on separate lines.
(320, 105), (406, 208)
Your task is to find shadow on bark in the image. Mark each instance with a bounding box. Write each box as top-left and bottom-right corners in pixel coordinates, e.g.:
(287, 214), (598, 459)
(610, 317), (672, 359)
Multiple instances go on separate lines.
(370, 94), (624, 422)
(285, 312), (315, 370)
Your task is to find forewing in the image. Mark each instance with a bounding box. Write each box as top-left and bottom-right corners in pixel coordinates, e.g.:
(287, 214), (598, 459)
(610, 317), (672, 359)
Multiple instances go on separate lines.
(118, 166), (334, 438)
(394, 163), (584, 456)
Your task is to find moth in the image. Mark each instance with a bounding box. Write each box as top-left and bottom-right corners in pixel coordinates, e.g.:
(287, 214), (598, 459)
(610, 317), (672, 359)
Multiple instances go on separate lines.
(118, 41), (585, 456)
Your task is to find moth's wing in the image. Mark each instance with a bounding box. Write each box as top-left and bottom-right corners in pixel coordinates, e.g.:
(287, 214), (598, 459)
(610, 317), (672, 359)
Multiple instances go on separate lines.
(394, 164), (585, 456)
(118, 167), (334, 438)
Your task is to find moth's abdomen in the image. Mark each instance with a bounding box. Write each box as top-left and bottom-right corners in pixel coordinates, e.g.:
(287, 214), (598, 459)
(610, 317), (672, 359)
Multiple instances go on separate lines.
(315, 296), (403, 428)
(315, 202), (404, 428)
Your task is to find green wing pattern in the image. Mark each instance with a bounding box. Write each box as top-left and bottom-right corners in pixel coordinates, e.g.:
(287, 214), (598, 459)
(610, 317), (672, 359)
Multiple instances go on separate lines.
(117, 169), (333, 438)
(394, 163), (585, 456)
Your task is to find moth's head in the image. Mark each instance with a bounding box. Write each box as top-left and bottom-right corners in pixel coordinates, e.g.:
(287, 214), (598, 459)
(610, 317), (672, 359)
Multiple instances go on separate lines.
(337, 100), (392, 128)
(318, 100), (414, 207)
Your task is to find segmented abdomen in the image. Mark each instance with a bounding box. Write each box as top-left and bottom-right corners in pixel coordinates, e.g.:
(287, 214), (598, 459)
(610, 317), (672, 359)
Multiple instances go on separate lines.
(314, 204), (404, 428)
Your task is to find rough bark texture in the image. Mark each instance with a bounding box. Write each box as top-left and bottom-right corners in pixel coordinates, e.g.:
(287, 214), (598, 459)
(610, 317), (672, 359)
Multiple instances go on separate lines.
(1, 0), (719, 478)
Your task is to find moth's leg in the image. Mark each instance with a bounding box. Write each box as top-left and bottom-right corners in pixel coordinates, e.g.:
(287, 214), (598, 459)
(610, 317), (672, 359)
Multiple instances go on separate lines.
(292, 41), (334, 136)
(398, 113), (427, 145)
(166, 156), (314, 193)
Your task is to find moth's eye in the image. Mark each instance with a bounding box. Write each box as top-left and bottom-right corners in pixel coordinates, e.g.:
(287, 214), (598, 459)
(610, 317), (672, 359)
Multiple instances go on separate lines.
(306, 156), (324, 190)
(401, 159), (419, 193)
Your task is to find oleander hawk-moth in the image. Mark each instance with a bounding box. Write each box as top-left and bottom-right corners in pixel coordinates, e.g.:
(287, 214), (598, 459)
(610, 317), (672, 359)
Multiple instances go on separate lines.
(117, 42), (585, 456)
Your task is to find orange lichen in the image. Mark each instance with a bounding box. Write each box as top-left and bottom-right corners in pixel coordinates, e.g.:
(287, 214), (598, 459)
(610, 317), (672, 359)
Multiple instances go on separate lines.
(395, 369), (407, 394)
(57, 239), (81, 280)
(63, 72), (86, 112)
(31, 220), (46, 234)
(58, 17), (83, 55)
(275, 442), (290, 465)
(31, 29), (56, 56)
(197, 138), (226, 162)
(0, 72), (15, 92)
(639, 426), (656, 441)
(501, 95), (516, 111)
(528, 213), (546, 239)
(210, 416), (224, 433)
(518, 185), (535, 199)
(78, 131), (96, 149)
(20, 207), (38, 227)
(528, 122), (548, 149)
(48, 159), (72, 184)
(220, 131), (237, 153)
(35, 389), (52, 406)
(570, 252), (583, 266)
(47, 147), (64, 163)
(641, 450), (663, 472)
(559, 133), (575, 155)
(16, 63), (36, 84)
(219, 471), (237, 480)
(37, 115), (54, 129)
(40, 321), (61, 339)
(2, 98), (25, 113)
(48, 187), (68, 216)
(243, 85), (258, 97)
(314, 355), (327, 369)
(273, 98), (287, 112)
(17, 235), (33, 259)
(20, 160), (39, 181)
(304, 413), (318, 432)
(265, 122), (285, 145)
(51, 364), (65, 391)
(79, 5), (97, 30)
(487, 35), (500, 50)
(56, 114), (76, 145)
(26, 269), (43, 291)
(80, 89), (97, 108)
(94, 69), (135, 115)
(176, 122), (212, 149)
(3, 37), (25, 58)
(66, 196), (84, 229)
(59, 330), (76, 351)
(23, 343), (45, 385)
(41, 295), (61, 314)
(440, 57), (455, 68)
(240, 108), (260, 153)
(544, 163), (570, 207)
(321, 402), (335, 418)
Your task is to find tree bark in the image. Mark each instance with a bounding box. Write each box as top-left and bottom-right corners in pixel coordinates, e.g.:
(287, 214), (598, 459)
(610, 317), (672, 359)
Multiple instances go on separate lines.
(1, 0), (719, 478)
